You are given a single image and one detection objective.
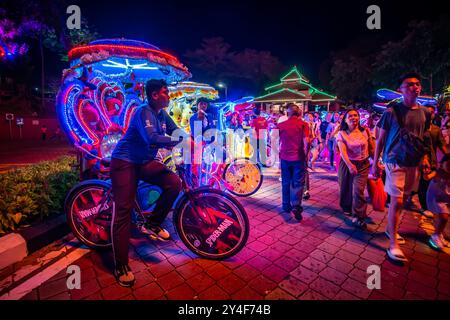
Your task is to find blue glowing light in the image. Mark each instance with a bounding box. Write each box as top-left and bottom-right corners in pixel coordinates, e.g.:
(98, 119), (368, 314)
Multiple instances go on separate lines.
(101, 58), (159, 70)
(376, 88), (437, 106)
(57, 38), (191, 160)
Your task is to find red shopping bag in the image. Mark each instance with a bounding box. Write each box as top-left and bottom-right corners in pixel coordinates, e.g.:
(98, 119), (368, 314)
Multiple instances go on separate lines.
(367, 178), (387, 212)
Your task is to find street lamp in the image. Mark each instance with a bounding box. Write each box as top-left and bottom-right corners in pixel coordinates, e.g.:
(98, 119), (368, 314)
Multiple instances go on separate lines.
(217, 82), (228, 100)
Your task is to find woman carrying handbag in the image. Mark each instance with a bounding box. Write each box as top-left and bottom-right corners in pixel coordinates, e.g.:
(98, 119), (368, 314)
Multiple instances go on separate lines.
(336, 109), (375, 229)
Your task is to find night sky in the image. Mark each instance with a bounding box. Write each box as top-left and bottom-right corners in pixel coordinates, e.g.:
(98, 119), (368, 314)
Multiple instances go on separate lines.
(12, 0), (440, 93)
(71, 0), (441, 86)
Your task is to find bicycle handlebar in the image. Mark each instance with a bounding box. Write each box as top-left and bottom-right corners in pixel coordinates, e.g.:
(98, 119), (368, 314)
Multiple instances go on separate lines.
(75, 144), (175, 165)
(74, 144), (104, 161)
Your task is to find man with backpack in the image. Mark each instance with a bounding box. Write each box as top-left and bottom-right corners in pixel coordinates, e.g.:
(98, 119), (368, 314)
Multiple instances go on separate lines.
(371, 72), (432, 262)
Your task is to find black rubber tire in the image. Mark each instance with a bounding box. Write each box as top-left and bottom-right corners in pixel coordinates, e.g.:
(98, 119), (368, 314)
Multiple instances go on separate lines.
(173, 187), (249, 260)
(65, 179), (113, 250)
(223, 158), (263, 197)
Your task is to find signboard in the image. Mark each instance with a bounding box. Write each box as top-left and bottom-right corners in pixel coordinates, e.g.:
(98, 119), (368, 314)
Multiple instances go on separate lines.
(32, 120), (39, 125)
(16, 117), (24, 126)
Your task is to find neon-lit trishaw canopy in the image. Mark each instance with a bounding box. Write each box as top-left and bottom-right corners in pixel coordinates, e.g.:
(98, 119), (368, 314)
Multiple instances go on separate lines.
(373, 88), (438, 111)
(167, 81), (219, 132)
(56, 38), (192, 178)
(67, 39), (190, 82)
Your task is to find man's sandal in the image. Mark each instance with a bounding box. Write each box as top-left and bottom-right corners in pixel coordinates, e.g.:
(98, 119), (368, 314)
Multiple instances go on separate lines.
(386, 247), (408, 262)
(385, 231), (406, 245)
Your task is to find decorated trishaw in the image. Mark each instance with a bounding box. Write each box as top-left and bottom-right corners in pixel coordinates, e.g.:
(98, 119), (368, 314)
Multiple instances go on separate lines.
(56, 38), (263, 196)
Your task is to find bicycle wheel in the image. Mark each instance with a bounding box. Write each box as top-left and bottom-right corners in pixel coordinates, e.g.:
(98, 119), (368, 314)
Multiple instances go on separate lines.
(65, 180), (113, 249)
(205, 174), (223, 191)
(223, 158), (263, 197)
(173, 188), (249, 260)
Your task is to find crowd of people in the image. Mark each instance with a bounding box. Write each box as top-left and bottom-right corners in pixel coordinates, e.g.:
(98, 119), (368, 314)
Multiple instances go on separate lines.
(275, 72), (449, 263)
(105, 74), (449, 287)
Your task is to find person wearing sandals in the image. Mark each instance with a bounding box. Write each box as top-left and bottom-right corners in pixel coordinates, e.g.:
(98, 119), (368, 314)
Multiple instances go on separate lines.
(336, 109), (374, 229)
(371, 72), (432, 262)
(426, 154), (450, 250)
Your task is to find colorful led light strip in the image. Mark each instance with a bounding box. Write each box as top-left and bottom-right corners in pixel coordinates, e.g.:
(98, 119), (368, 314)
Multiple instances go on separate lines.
(101, 58), (159, 70)
(263, 66), (336, 101)
(97, 84), (117, 128)
(123, 102), (138, 132)
(377, 88), (437, 105)
(64, 84), (92, 145)
(76, 99), (101, 146)
(59, 84), (78, 144)
(280, 66), (308, 82)
(309, 87), (336, 99)
(58, 39), (193, 151)
(255, 88), (308, 100)
(68, 44), (180, 66)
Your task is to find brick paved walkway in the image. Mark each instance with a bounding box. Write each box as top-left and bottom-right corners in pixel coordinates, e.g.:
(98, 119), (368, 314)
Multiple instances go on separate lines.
(13, 165), (450, 300)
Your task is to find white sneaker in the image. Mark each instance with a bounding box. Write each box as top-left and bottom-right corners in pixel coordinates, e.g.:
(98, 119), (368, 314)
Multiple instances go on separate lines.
(429, 234), (444, 250)
(422, 210), (434, 219)
(145, 224), (171, 241)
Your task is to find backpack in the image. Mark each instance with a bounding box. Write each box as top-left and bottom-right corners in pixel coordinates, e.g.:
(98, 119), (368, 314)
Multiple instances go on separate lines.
(390, 104), (428, 167)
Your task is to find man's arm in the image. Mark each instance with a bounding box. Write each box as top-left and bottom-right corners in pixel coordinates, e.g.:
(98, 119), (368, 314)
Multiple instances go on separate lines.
(371, 108), (392, 175)
(164, 109), (180, 135)
(303, 123), (311, 161)
(421, 109), (433, 170)
(303, 136), (310, 160)
(437, 128), (448, 154)
(337, 140), (357, 174)
(137, 109), (177, 146)
(371, 127), (387, 176)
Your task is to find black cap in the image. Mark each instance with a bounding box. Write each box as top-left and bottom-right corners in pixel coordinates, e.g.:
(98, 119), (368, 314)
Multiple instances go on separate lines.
(197, 97), (212, 105)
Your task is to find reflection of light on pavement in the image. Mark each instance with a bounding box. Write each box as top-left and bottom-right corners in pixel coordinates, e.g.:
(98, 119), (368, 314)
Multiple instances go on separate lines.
(261, 167), (280, 177)
(0, 243), (90, 300)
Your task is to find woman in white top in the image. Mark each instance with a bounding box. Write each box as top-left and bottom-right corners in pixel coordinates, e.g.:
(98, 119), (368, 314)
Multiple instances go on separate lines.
(277, 109), (289, 124)
(305, 113), (321, 169)
(336, 109), (374, 229)
(326, 112), (341, 169)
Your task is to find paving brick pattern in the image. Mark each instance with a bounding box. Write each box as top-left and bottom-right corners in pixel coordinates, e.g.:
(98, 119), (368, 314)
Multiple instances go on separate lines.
(21, 165), (450, 300)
